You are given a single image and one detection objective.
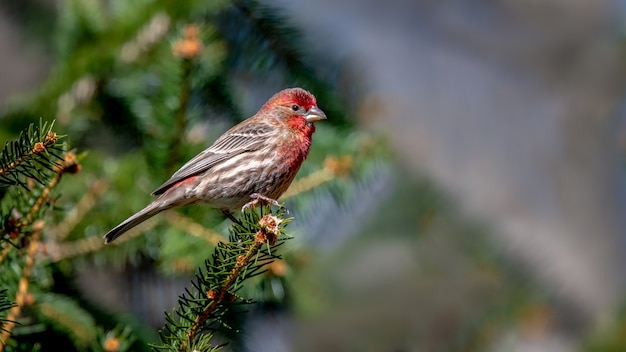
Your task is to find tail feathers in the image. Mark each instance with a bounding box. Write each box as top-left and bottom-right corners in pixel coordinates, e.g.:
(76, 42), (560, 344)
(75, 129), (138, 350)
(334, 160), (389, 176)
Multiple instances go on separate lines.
(103, 202), (167, 244)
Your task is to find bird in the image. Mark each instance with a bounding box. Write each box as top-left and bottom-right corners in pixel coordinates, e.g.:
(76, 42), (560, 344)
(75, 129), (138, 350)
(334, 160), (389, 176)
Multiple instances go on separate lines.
(103, 87), (327, 243)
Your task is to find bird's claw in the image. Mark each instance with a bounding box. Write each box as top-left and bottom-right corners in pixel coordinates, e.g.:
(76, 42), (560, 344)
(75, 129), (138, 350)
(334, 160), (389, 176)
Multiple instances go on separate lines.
(241, 193), (284, 212)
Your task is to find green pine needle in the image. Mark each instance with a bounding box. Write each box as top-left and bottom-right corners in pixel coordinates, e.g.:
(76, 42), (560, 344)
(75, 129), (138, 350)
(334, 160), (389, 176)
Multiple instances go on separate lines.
(0, 119), (65, 190)
(152, 205), (291, 352)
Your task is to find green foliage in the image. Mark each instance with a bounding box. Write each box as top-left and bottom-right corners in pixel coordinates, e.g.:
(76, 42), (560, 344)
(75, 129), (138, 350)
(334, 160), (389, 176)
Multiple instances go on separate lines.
(583, 302), (626, 352)
(0, 120), (64, 190)
(0, 290), (15, 333)
(0, 0), (376, 350)
(95, 325), (136, 352)
(34, 293), (97, 348)
(154, 206), (290, 351)
(0, 120), (86, 351)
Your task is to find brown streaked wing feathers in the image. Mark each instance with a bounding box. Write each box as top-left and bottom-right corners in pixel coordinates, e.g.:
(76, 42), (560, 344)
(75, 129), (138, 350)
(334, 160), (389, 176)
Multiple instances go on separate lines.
(151, 121), (275, 195)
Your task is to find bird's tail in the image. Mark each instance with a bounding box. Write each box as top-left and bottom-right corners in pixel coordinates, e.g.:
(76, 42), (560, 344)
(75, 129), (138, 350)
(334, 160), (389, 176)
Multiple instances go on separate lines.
(103, 201), (169, 244)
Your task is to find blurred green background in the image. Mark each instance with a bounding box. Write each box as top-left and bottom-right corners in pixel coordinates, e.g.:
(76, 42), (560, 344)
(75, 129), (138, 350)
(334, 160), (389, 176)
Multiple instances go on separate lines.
(2, 0), (626, 351)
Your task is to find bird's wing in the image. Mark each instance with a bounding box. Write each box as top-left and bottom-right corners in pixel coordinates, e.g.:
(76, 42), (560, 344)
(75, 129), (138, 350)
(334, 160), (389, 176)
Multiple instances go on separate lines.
(151, 122), (275, 195)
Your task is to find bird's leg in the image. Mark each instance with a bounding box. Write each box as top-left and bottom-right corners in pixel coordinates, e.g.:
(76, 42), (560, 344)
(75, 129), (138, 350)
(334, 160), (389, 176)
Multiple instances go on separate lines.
(242, 193), (282, 211)
(222, 209), (244, 227)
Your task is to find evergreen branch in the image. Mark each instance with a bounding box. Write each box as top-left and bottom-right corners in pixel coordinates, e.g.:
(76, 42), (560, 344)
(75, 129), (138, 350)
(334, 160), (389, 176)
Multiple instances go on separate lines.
(2, 152), (80, 258)
(119, 12), (171, 63)
(0, 150), (80, 347)
(167, 58), (192, 174)
(55, 76), (97, 123)
(163, 212), (226, 245)
(20, 153), (74, 228)
(0, 290), (15, 333)
(36, 293), (98, 347)
(49, 179), (109, 241)
(98, 325), (136, 352)
(281, 169), (334, 200)
(168, 25), (200, 174)
(154, 206), (290, 352)
(0, 220), (43, 350)
(0, 246), (11, 266)
(281, 155), (353, 199)
(48, 217), (159, 262)
(0, 120), (65, 190)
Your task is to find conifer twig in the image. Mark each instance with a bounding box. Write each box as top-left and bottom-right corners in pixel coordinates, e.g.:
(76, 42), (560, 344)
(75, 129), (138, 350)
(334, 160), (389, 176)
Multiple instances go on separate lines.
(181, 241), (258, 351)
(119, 12), (171, 63)
(20, 152), (74, 228)
(2, 152), (79, 260)
(33, 153), (78, 223)
(167, 59), (192, 174)
(0, 220), (43, 350)
(168, 25), (201, 174)
(0, 150), (79, 349)
(48, 218), (158, 262)
(0, 247), (10, 266)
(281, 155), (352, 199)
(163, 212), (225, 245)
(153, 207), (288, 352)
(50, 179), (108, 241)
(0, 131), (58, 178)
(179, 213), (282, 352)
(281, 169), (334, 200)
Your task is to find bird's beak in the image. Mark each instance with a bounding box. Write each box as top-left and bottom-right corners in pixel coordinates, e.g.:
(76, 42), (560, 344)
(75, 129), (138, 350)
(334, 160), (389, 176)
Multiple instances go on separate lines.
(305, 106), (327, 123)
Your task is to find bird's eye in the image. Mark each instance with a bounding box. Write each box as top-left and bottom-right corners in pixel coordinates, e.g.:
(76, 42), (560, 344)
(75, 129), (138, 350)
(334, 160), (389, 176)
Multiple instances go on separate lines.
(291, 105), (300, 111)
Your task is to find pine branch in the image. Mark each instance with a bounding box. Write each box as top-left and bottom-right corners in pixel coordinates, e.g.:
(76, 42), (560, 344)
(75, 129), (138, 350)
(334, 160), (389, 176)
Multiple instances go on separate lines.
(0, 247), (11, 267)
(0, 149), (80, 349)
(167, 58), (193, 174)
(48, 217), (160, 262)
(0, 290), (15, 333)
(19, 153), (74, 228)
(98, 325), (136, 352)
(0, 120), (65, 190)
(153, 205), (291, 352)
(281, 155), (353, 199)
(1, 152), (80, 252)
(163, 212), (226, 245)
(36, 293), (98, 348)
(168, 24), (201, 174)
(0, 220), (43, 350)
(49, 179), (109, 242)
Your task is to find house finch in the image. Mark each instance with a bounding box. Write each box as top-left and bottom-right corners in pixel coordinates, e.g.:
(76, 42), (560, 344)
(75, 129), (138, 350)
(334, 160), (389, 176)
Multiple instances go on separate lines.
(103, 87), (326, 243)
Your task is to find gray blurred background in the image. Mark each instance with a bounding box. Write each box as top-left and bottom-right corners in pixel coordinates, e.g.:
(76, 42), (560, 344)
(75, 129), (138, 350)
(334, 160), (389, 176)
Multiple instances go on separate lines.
(276, 1), (626, 350)
(2, 0), (626, 351)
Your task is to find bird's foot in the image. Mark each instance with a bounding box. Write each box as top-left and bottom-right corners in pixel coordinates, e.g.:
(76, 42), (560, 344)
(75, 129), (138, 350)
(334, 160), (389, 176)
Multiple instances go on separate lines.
(242, 193), (283, 212)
